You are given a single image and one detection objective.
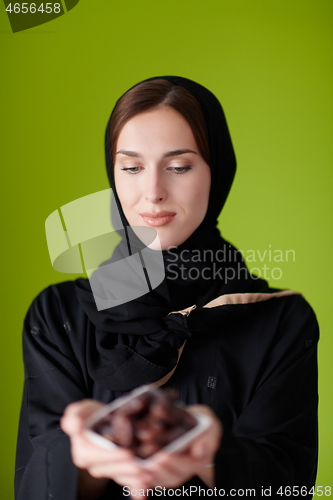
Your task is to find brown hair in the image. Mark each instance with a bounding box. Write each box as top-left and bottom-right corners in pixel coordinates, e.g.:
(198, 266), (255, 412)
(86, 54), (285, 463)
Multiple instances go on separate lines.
(109, 79), (210, 166)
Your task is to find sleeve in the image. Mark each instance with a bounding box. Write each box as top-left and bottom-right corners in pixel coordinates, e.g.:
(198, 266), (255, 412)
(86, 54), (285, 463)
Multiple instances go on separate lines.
(14, 288), (88, 500)
(214, 296), (319, 499)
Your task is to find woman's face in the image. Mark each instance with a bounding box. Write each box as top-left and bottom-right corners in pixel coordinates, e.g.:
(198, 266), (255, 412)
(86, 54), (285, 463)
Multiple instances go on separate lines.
(114, 106), (211, 250)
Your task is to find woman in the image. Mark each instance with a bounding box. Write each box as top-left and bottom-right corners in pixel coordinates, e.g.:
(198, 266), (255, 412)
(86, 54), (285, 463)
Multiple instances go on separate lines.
(15, 76), (319, 499)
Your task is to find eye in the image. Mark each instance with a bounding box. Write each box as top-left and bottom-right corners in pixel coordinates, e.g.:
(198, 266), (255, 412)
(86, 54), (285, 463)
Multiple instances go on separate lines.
(120, 167), (142, 174)
(169, 166), (192, 174)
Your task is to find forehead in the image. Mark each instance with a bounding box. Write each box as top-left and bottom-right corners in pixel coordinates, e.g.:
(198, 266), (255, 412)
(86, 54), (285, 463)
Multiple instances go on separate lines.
(116, 107), (199, 153)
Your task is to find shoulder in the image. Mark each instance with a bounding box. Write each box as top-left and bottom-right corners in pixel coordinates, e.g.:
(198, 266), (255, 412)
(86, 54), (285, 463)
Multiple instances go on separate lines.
(264, 288), (318, 327)
(221, 289), (320, 369)
(243, 288), (320, 345)
(200, 287), (319, 344)
(206, 286), (318, 321)
(25, 279), (88, 337)
(275, 291), (319, 343)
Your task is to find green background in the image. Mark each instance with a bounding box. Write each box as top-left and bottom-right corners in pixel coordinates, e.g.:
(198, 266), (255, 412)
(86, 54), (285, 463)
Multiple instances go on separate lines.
(1, 0), (332, 497)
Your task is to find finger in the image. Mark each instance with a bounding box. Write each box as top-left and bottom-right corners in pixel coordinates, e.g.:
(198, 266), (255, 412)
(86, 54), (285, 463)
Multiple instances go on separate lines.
(144, 462), (194, 489)
(186, 404), (215, 418)
(70, 433), (136, 468)
(189, 435), (210, 459)
(88, 464), (152, 484)
(147, 451), (197, 472)
(61, 399), (104, 435)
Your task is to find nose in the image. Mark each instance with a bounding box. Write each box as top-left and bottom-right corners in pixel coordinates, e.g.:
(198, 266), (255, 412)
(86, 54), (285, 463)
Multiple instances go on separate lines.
(144, 169), (168, 204)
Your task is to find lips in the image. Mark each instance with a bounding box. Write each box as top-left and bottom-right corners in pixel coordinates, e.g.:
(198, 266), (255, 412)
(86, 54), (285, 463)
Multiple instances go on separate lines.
(139, 211), (176, 227)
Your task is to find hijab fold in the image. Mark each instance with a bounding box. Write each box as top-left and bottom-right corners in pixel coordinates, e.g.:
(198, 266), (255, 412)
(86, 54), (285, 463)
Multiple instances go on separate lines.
(75, 76), (269, 392)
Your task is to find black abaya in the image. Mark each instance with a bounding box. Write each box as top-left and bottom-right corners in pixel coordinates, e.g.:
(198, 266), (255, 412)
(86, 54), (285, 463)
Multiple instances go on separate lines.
(15, 281), (319, 499)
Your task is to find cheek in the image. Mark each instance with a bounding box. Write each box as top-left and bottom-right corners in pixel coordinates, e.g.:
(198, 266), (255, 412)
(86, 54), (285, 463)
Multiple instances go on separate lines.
(184, 176), (210, 214)
(114, 174), (137, 209)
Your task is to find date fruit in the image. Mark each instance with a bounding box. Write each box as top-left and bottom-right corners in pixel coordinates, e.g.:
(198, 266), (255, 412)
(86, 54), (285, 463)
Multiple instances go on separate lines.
(92, 388), (197, 458)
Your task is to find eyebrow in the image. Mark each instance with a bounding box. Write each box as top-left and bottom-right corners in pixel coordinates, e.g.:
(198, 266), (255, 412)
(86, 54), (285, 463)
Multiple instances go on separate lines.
(115, 149), (199, 158)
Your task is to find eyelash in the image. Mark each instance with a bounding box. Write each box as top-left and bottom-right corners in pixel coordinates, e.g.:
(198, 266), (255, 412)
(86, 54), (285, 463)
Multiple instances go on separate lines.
(120, 166), (192, 175)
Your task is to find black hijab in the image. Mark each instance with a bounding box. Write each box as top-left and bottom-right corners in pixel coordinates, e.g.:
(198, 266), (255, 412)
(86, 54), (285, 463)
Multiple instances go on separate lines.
(75, 76), (269, 392)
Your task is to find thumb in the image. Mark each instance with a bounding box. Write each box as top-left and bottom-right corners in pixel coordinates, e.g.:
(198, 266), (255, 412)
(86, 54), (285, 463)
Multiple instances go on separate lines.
(60, 399), (104, 436)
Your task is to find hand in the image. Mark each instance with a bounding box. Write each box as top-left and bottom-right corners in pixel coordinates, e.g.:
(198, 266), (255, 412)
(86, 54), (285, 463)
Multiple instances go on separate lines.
(60, 399), (152, 498)
(143, 404), (223, 489)
(61, 400), (223, 497)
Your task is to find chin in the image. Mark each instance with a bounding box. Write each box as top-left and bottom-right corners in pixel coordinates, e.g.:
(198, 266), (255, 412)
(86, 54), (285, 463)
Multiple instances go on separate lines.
(144, 231), (176, 252)
(154, 230), (191, 251)
(131, 220), (192, 251)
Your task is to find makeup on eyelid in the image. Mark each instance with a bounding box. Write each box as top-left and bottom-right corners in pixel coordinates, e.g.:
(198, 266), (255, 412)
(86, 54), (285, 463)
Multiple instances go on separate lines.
(120, 165), (193, 174)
